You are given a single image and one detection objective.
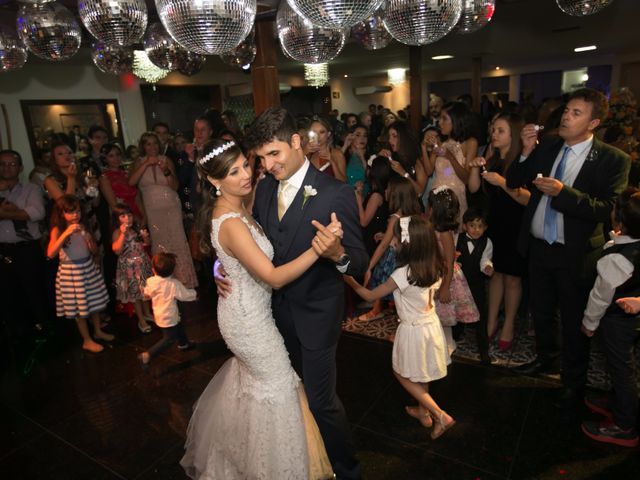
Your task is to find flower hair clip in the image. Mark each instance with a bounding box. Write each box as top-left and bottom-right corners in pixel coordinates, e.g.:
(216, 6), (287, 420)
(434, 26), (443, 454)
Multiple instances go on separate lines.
(199, 141), (235, 166)
(432, 185), (452, 195)
(400, 216), (411, 243)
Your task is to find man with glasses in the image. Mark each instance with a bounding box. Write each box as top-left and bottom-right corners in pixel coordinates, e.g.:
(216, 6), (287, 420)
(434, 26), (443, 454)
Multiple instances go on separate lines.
(0, 150), (49, 358)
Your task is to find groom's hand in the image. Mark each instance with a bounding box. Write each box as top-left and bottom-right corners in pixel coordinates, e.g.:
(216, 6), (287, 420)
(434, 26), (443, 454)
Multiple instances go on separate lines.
(213, 260), (232, 298)
(311, 212), (344, 262)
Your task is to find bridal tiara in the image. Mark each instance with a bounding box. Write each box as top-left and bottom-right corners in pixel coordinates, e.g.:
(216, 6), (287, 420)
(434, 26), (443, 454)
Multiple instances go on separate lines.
(199, 141), (236, 166)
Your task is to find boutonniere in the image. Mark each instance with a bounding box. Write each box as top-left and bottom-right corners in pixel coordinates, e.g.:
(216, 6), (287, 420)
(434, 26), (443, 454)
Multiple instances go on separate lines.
(302, 185), (317, 207)
(586, 147), (598, 162)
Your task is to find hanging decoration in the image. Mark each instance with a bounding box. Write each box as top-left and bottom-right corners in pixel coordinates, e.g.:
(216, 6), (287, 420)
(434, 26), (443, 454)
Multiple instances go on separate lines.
(78, 0), (147, 47)
(383, 0), (462, 46)
(277, 1), (346, 64)
(92, 42), (133, 75)
(0, 28), (28, 72)
(16, 2), (81, 61)
(304, 63), (329, 88)
(556, 0), (614, 16)
(155, 0), (256, 55)
(133, 50), (170, 83)
(220, 29), (256, 69)
(176, 51), (206, 76)
(351, 8), (392, 50)
(286, 0), (384, 29)
(455, 0), (495, 34)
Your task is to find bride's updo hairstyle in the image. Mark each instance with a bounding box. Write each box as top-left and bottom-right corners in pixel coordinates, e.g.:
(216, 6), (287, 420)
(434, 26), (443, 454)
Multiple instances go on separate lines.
(196, 138), (244, 255)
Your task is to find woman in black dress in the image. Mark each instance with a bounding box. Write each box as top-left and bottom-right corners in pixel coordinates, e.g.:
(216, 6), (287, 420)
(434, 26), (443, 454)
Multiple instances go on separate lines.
(468, 113), (530, 351)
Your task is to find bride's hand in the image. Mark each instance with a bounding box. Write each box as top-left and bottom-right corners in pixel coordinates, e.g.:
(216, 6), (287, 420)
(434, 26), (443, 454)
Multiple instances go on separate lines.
(213, 260), (232, 298)
(311, 212), (344, 261)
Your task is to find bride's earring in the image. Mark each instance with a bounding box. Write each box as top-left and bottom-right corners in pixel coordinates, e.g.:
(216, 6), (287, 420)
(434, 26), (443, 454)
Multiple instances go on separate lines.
(215, 186), (222, 197)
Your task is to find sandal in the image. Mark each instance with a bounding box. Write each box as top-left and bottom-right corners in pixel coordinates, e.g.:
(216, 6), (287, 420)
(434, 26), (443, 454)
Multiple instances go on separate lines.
(405, 406), (433, 428)
(138, 323), (152, 334)
(431, 411), (456, 440)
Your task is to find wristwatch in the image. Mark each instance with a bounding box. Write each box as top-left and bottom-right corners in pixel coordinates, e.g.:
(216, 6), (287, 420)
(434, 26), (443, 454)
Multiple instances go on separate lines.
(335, 253), (351, 268)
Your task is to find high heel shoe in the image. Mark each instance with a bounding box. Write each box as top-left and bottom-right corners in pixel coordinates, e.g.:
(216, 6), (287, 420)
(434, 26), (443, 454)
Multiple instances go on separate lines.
(405, 406), (433, 428)
(431, 411), (456, 440)
(498, 339), (513, 352)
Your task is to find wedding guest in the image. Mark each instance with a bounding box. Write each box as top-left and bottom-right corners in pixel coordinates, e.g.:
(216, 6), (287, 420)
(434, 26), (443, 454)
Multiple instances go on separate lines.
(507, 88), (630, 411)
(380, 121), (428, 196)
(305, 116), (347, 181)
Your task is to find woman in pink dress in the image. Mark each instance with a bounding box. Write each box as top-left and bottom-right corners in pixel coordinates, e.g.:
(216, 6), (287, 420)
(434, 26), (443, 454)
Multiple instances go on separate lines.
(129, 132), (197, 288)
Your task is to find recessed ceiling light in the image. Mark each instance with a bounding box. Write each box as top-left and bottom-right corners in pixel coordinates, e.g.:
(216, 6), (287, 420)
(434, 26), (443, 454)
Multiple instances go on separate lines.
(574, 45), (597, 52)
(431, 55), (454, 60)
(495, 66), (500, 70)
(344, 74), (348, 78)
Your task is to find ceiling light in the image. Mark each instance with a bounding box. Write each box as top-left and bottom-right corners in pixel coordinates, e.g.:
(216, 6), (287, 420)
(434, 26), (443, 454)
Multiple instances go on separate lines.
(344, 74), (348, 78)
(495, 66), (500, 70)
(304, 63), (329, 88)
(574, 45), (597, 52)
(431, 55), (454, 60)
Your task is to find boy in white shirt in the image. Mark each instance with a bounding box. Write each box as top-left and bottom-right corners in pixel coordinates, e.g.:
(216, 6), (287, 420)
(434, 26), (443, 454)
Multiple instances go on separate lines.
(580, 187), (640, 448)
(139, 252), (197, 364)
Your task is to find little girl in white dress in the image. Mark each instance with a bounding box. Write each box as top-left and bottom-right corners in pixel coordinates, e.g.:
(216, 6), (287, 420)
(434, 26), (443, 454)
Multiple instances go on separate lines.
(346, 215), (456, 439)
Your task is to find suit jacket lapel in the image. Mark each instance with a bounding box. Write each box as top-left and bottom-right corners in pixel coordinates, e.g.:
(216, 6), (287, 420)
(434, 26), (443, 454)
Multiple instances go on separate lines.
(572, 138), (601, 191)
(279, 166), (320, 258)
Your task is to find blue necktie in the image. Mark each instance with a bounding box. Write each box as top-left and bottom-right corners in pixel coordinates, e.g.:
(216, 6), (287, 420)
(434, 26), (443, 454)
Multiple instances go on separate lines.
(543, 146), (571, 244)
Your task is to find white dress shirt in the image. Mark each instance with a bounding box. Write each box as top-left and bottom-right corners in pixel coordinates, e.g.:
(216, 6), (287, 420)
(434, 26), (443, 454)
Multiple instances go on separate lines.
(582, 233), (639, 332)
(0, 182), (45, 243)
(528, 135), (594, 243)
(464, 235), (494, 273)
(144, 275), (197, 328)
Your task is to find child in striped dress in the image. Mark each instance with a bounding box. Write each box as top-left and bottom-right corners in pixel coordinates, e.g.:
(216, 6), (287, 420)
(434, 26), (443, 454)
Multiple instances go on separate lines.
(47, 195), (113, 353)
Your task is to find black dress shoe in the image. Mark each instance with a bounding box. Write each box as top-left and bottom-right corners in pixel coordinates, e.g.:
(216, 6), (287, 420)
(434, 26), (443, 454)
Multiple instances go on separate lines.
(512, 360), (559, 376)
(553, 387), (585, 410)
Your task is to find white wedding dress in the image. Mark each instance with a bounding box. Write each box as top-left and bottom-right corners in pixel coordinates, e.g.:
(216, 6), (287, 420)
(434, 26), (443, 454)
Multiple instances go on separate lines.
(181, 213), (333, 480)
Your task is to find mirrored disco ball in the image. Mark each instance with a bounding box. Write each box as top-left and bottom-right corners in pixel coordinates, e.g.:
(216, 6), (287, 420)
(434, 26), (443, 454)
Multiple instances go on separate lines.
(277, 1), (346, 64)
(144, 22), (179, 70)
(16, 0), (55, 3)
(16, 2), (81, 61)
(455, 0), (495, 34)
(155, 0), (257, 55)
(286, 0), (384, 29)
(0, 28), (28, 72)
(92, 42), (133, 75)
(176, 51), (206, 76)
(220, 29), (256, 68)
(556, 0), (613, 16)
(78, 0), (147, 47)
(351, 8), (392, 50)
(384, 0), (462, 46)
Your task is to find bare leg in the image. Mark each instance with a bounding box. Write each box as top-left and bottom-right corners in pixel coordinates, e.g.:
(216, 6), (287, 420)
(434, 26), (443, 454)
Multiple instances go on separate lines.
(142, 300), (153, 319)
(133, 301), (148, 330)
(487, 272), (505, 338)
(499, 275), (522, 344)
(76, 317), (103, 352)
(91, 313), (115, 341)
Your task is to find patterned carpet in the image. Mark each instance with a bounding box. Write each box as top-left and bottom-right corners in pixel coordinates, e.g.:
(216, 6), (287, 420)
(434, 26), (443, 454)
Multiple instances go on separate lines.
(342, 310), (640, 392)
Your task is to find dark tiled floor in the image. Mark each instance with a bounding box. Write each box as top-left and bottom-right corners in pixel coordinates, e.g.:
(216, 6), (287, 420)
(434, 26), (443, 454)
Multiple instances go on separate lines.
(1, 296), (639, 480)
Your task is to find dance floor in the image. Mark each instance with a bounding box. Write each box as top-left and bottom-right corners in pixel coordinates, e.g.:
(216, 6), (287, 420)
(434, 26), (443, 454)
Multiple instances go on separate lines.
(1, 294), (639, 479)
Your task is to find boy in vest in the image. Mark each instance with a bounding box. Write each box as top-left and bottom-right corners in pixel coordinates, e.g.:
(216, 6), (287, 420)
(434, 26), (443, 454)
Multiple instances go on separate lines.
(456, 207), (494, 365)
(581, 187), (640, 448)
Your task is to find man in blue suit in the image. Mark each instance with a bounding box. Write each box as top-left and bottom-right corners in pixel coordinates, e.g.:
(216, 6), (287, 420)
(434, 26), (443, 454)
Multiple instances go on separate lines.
(219, 107), (367, 479)
(507, 88), (630, 410)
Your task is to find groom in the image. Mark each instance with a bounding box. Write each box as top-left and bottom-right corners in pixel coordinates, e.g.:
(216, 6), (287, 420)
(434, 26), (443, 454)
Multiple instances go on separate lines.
(219, 107), (368, 479)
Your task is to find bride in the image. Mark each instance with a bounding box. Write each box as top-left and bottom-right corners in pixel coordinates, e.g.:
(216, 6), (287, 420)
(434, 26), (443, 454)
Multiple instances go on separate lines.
(181, 139), (335, 479)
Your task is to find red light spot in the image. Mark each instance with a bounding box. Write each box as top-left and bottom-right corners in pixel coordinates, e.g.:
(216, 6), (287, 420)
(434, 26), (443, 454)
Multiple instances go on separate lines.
(559, 469), (567, 475)
(486, 5), (495, 21)
(120, 72), (136, 90)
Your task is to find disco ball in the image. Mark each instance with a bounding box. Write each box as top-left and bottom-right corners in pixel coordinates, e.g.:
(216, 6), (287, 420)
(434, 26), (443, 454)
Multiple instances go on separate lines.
(16, 2), (81, 61)
(144, 22), (179, 70)
(384, 0), (462, 46)
(92, 42), (133, 75)
(155, 0), (257, 55)
(0, 28), (28, 72)
(351, 8), (392, 50)
(556, 0), (614, 16)
(277, 1), (346, 64)
(220, 29), (256, 69)
(78, 0), (147, 47)
(286, 0), (385, 29)
(16, 0), (55, 3)
(455, 0), (495, 34)
(176, 51), (206, 76)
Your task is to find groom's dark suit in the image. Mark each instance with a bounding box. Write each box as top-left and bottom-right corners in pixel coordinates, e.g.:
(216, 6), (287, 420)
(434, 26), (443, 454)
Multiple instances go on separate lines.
(253, 163), (368, 479)
(507, 135), (629, 389)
